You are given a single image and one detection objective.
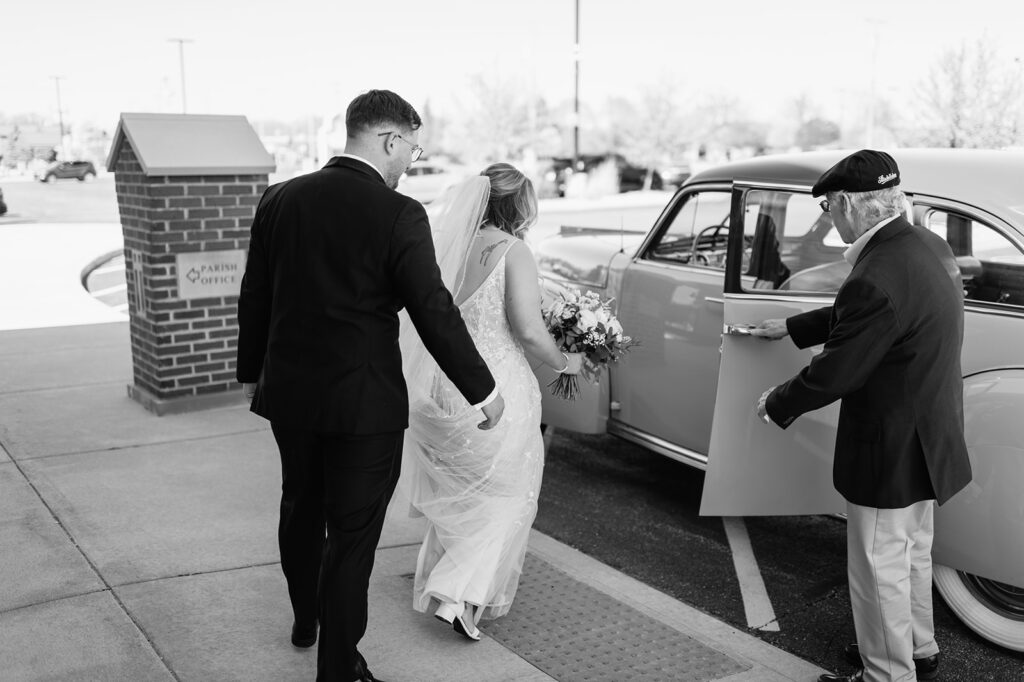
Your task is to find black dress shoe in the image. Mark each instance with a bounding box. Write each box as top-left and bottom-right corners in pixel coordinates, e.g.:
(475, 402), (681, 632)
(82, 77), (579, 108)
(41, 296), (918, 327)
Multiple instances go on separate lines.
(290, 620), (318, 648)
(352, 651), (386, 682)
(843, 643), (940, 680)
(819, 671), (863, 682)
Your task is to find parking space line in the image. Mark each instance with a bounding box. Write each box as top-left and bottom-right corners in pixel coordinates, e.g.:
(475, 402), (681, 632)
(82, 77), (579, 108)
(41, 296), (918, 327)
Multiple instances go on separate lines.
(723, 516), (780, 632)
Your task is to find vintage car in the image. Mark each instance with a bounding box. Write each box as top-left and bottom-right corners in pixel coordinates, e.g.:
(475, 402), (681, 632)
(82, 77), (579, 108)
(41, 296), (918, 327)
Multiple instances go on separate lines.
(534, 148), (1024, 651)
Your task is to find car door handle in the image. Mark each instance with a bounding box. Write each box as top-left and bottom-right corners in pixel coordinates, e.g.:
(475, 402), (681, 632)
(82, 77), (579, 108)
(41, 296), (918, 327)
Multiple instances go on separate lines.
(723, 323), (755, 336)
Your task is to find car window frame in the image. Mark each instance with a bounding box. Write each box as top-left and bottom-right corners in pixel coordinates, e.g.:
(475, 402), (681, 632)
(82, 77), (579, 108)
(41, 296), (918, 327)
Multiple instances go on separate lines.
(634, 182), (735, 273)
(912, 195), (1024, 314)
(722, 182), (840, 298)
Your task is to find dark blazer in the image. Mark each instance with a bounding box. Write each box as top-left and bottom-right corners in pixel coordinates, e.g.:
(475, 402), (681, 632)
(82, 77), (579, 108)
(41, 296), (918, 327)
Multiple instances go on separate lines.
(236, 156), (495, 434)
(766, 217), (972, 508)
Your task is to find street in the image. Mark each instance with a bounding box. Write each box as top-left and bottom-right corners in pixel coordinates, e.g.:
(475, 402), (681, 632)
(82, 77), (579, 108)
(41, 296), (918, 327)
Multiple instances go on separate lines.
(4, 173), (1023, 680)
(0, 174), (119, 224)
(537, 428), (1024, 681)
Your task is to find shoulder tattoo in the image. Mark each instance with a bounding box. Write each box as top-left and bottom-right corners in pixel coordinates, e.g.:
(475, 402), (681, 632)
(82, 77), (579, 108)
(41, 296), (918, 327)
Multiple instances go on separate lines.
(480, 239), (508, 265)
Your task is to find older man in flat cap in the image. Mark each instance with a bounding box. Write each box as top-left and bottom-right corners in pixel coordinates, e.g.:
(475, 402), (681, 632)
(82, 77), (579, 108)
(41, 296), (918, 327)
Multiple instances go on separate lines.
(751, 150), (972, 682)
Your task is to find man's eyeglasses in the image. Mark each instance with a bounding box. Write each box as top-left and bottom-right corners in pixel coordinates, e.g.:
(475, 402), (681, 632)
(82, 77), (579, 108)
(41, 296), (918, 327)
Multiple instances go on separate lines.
(378, 132), (423, 162)
(819, 198), (831, 213)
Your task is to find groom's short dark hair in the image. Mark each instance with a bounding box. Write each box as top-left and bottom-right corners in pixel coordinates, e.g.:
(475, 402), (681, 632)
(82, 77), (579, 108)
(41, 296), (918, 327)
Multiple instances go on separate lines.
(345, 90), (421, 137)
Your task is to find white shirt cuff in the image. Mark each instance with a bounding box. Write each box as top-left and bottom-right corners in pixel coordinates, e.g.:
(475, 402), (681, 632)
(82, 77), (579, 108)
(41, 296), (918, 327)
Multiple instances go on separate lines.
(472, 387), (499, 410)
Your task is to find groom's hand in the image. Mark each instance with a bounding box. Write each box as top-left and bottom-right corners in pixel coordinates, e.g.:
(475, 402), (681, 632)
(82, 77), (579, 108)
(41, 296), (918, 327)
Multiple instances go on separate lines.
(478, 393), (505, 430)
(242, 382), (258, 403)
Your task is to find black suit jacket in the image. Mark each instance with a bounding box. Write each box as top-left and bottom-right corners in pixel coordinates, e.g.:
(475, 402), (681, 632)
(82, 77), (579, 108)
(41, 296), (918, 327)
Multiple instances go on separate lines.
(766, 217), (972, 508)
(236, 156), (495, 434)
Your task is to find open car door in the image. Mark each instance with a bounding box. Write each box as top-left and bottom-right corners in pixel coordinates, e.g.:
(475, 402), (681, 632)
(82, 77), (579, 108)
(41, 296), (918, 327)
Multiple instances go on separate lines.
(700, 186), (847, 516)
(699, 295), (845, 515)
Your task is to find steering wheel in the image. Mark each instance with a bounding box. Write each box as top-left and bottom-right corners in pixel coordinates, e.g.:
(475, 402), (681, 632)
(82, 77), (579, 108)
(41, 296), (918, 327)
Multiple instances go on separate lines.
(690, 224), (729, 265)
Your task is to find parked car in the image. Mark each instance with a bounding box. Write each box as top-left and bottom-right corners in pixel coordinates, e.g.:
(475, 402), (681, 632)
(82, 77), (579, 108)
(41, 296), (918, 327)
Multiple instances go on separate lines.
(534, 149), (1024, 652)
(36, 160), (97, 183)
(396, 162), (467, 204)
(0, 187), (7, 216)
(540, 154), (663, 197)
(658, 163), (692, 191)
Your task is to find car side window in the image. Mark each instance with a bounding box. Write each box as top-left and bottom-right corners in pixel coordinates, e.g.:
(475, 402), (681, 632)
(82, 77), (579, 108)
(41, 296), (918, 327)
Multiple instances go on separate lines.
(741, 190), (848, 293)
(644, 191), (731, 269)
(926, 209), (1024, 307)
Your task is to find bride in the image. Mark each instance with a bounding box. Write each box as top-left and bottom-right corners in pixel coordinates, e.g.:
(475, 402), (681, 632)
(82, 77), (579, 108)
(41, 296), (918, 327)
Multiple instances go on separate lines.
(399, 162), (583, 640)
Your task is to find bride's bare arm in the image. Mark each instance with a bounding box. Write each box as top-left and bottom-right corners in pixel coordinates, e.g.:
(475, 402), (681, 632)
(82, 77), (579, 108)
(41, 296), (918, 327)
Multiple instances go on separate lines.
(504, 242), (582, 374)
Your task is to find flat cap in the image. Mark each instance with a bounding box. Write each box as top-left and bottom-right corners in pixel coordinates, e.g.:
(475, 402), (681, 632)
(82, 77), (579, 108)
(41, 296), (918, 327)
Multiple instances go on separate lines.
(811, 149), (900, 197)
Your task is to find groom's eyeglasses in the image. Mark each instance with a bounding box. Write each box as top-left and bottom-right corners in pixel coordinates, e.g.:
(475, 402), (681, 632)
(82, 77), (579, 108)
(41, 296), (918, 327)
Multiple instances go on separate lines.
(819, 198), (831, 213)
(378, 132), (423, 162)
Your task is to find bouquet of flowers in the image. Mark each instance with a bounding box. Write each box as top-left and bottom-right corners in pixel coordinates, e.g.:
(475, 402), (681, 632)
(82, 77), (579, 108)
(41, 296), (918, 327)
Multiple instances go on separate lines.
(542, 288), (638, 400)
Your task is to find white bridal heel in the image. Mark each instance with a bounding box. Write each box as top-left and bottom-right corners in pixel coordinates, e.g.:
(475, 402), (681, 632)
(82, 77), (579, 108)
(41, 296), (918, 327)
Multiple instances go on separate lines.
(434, 602), (481, 641)
(434, 603), (457, 623)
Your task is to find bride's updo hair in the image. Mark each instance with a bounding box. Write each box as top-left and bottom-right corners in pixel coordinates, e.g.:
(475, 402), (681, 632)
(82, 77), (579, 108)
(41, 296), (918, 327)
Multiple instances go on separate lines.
(481, 163), (538, 238)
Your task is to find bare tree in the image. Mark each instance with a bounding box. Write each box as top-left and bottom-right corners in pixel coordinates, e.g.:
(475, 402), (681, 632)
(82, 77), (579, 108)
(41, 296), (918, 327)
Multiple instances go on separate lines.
(417, 99), (447, 159)
(917, 39), (1024, 148)
(795, 118), (841, 150)
(688, 94), (769, 156)
(447, 73), (543, 163)
(609, 85), (690, 189)
(789, 92), (816, 127)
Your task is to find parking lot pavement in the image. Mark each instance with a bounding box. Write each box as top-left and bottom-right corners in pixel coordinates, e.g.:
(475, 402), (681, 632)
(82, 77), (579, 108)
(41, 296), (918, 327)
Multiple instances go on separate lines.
(0, 222), (125, 331)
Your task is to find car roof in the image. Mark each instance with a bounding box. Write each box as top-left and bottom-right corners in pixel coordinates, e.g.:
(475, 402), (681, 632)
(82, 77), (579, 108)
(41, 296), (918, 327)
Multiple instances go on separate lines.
(687, 148), (1024, 227)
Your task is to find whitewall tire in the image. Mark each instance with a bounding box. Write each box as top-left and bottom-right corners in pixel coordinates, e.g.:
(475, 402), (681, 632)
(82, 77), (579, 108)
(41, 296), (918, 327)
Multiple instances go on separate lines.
(933, 563), (1024, 652)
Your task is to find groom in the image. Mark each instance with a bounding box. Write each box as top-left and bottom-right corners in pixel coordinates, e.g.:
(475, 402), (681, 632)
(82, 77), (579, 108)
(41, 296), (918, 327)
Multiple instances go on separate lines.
(237, 89), (504, 682)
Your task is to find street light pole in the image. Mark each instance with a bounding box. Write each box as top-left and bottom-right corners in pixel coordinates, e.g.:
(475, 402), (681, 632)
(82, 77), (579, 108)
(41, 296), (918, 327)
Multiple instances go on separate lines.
(572, 0), (581, 171)
(51, 75), (66, 158)
(169, 38), (193, 113)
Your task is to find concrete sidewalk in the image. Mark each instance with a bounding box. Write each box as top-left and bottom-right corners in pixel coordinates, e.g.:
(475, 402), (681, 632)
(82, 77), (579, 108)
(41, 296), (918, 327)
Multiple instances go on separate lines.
(0, 223), (827, 680)
(0, 323), (830, 681)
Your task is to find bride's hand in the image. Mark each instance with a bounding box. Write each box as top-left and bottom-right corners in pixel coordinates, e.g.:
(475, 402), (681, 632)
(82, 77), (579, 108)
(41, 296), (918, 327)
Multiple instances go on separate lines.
(559, 352), (585, 375)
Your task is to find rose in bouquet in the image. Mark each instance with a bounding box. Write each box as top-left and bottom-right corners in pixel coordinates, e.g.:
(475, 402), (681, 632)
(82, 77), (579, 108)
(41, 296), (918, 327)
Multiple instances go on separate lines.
(542, 288), (638, 400)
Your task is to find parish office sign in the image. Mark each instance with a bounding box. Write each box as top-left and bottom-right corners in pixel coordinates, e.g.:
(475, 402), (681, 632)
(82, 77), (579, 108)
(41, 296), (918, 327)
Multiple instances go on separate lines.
(176, 250), (247, 300)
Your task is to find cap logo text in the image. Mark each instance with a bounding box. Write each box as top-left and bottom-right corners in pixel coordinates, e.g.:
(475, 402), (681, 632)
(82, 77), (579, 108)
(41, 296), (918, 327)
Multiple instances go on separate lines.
(878, 172), (897, 184)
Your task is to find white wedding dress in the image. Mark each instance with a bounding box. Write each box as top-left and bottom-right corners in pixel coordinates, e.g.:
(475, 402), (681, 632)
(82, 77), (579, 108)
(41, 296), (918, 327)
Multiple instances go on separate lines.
(399, 178), (544, 623)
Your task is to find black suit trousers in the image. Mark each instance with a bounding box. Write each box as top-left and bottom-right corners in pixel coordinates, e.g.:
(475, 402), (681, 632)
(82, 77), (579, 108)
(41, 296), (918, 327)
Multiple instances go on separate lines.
(271, 424), (403, 682)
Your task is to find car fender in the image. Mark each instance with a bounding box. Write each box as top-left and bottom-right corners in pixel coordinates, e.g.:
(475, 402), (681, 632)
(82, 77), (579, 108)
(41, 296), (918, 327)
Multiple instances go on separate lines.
(534, 233), (637, 434)
(535, 276), (611, 434)
(534, 229), (644, 289)
(933, 368), (1024, 589)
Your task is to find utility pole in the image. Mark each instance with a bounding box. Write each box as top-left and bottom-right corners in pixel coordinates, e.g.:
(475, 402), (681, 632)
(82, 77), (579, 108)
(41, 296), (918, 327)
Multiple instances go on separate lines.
(51, 76), (66, 158)
(169, 38), (193, 113)
(572, 0), (581, 171)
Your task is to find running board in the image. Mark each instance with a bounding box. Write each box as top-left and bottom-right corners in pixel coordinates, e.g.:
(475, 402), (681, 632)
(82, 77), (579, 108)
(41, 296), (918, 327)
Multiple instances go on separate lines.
(607, 420), (709, 471)
(607, 420), (846, 520)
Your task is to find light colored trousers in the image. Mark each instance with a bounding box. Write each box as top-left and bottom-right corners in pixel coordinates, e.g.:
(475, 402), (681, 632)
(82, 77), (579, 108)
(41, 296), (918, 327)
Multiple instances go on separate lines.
(846, 500), (940, 682)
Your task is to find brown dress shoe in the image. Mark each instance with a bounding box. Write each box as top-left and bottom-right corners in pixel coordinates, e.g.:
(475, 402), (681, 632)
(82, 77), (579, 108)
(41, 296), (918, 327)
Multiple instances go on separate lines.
(843, 643), (939, 680)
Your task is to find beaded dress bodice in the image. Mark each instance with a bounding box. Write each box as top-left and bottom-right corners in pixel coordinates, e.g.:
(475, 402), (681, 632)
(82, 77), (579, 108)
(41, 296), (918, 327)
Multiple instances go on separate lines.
(457, 252), (525, 364)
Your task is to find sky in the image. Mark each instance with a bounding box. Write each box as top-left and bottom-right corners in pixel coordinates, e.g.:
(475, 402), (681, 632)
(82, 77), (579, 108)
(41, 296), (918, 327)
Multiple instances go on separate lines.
(2, 0), (1022, 132)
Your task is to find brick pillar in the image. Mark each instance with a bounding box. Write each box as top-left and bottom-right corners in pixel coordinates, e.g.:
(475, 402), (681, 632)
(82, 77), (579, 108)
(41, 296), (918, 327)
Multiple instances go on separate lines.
(112, 144), (266, 415)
